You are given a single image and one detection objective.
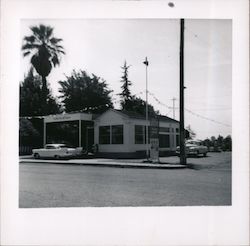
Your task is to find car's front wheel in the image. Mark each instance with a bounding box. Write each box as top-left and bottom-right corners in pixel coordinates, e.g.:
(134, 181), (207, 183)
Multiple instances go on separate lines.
(34, 153), (40, 159)
(54, 155), (60, 160)
(196, 150), (200, 157)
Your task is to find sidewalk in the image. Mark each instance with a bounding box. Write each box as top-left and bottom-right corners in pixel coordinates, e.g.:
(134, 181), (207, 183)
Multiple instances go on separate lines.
(20, 152), (231, 169)
(19, 156), (186, 169)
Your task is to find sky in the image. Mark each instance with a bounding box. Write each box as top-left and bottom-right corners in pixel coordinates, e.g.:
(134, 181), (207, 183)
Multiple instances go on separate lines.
(20, 19), (232, 140)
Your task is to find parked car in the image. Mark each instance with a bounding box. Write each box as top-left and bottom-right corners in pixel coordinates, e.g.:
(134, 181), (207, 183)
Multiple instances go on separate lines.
(208, 146), (222, 152)
(176, 140), (208, 157)
(32, 144), (83, 159)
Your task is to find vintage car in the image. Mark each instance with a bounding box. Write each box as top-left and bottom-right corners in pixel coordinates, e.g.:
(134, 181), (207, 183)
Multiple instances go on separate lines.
(32, 144), (82, 159)
(176, 140), (208, 157)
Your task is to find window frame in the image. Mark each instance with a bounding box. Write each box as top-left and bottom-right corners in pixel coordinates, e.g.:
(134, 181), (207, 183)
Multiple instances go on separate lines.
(99, 125), (111, 144)
(111, 125), (124, 144)
(134, 125), (145, 144)
(134, 125), (151, 144)
(99, 125), (124, 145)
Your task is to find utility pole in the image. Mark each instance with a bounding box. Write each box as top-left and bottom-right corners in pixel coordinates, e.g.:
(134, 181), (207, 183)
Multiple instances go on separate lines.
(172, 97), (176, 119)
(179, 18), (186, 165)
(143, 57), (149, 159)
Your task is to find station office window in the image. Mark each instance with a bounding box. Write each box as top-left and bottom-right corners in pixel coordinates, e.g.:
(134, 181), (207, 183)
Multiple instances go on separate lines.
(135, 125), (144, 144)
(134, 125), (151, 144)
(112, 125), (123, 144)
(159, 134), (170, 148)
(99, 125), (123, 144)
(99, 126), (110, 144)
(176, 135), (180, 146)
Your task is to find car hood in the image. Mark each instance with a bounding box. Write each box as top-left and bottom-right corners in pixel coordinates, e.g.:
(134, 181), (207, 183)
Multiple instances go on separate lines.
(186, 144), (197, 147)
(176, 144), (206, 148)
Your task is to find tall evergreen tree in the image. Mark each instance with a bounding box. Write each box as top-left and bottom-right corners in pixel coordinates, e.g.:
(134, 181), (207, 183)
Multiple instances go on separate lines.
(119, 61), (132, 110)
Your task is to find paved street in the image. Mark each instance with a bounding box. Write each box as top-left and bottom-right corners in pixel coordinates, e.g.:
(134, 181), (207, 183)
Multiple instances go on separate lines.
(19, 152), (231, 208)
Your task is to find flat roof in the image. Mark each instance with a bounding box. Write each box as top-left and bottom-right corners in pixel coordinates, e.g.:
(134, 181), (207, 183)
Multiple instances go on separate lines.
(44, 112), (93, 123)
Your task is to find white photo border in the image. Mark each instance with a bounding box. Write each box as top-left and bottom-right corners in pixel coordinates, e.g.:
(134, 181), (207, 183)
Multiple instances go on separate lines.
(0, 0), (249, 245)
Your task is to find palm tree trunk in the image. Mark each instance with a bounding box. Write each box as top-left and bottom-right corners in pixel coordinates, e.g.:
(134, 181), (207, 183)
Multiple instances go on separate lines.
(42, 76), (47, 91)
(41, 76), (47, 115)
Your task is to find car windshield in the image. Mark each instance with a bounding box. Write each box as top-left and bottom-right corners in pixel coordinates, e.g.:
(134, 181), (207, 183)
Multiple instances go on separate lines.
(186, 140), (202, 145)
(58, 144), (74, 148)
(45, 145), (57, 149)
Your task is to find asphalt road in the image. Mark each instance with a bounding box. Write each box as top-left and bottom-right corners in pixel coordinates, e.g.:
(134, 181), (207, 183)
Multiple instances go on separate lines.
(19, 152), (231, 208)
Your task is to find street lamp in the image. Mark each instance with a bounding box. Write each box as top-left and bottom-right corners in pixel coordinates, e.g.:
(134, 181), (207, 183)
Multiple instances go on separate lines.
(143, 57), (149, 159)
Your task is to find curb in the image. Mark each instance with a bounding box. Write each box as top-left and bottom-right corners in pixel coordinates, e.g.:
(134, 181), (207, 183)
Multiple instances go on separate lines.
(186, 164), (203, 170)
(186, 163), (225, 170)
(19, 159), (186, 169)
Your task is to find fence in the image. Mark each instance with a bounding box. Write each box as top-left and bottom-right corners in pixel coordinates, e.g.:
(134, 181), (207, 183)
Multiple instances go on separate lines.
(19, 146), (33, 155)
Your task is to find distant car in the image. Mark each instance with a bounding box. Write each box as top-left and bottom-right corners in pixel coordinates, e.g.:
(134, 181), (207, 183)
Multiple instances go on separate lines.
(32, 144), (82, 159)
(176, 140), (208, 157)
(208, 146), (222, 152)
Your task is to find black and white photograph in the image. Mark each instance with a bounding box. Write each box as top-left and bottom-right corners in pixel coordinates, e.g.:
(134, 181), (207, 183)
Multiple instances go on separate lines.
(19, 18), (232, 208)
(1, 0), (249, 245)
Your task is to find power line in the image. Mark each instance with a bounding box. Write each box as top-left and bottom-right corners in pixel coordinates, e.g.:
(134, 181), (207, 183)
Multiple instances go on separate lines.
(144, 90), (231, 128)
(116, 89), (231, 128)
(184, 108), (231, 127)
(133, 91), (144, 97)
(20, 95), (231, 128)
(20, 116), (44, 119)
(147, 91), (172, 109)
(20, 104), (114, 119)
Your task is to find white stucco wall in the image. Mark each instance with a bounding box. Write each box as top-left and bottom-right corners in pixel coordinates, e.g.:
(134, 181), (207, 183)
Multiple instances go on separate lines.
(94, 109), (180, 153)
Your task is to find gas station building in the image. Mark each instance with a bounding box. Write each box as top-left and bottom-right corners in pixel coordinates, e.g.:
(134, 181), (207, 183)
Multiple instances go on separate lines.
(43, 109), (180, 157)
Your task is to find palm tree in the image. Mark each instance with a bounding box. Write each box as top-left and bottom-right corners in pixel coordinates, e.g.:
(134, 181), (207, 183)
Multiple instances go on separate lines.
(22, 24), (65, 113)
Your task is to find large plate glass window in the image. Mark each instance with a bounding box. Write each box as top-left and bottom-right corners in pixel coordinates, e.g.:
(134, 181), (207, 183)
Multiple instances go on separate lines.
(135, 125), (151, 144)
(159, 134), (170, 148)
(176, 135), (180, 146)
(135, 125), (144, 144)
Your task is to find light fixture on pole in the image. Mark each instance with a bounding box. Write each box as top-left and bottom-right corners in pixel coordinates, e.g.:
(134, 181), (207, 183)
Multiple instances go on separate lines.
(143, 57), (149, 159)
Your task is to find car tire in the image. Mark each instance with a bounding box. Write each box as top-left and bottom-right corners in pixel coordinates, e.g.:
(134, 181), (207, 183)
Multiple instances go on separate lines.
(34, 153), (40, 159)
(203, 152), (207, 157)
(54, 155), (60, 160)
(196, 151), (199, 157)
